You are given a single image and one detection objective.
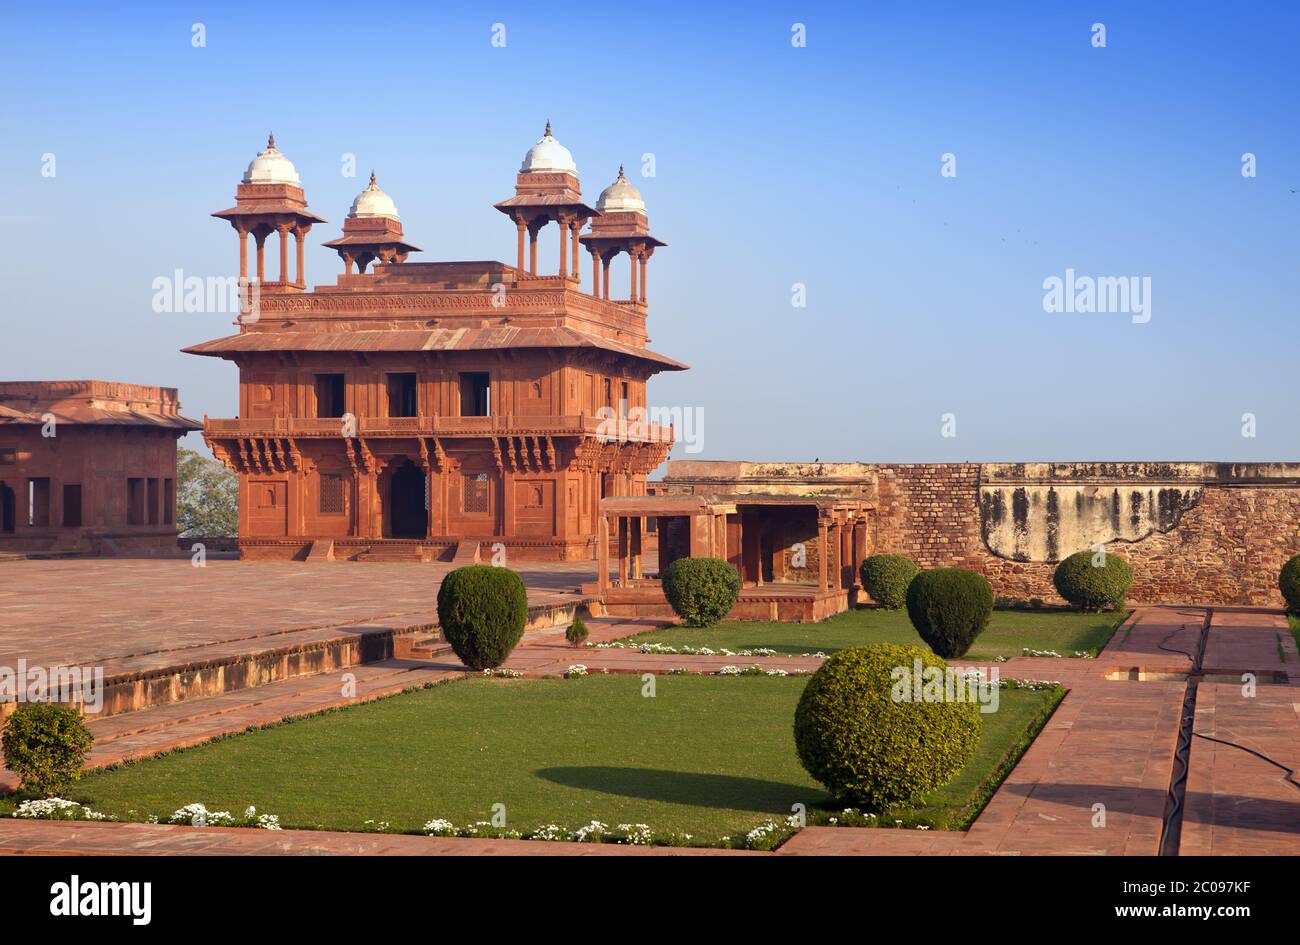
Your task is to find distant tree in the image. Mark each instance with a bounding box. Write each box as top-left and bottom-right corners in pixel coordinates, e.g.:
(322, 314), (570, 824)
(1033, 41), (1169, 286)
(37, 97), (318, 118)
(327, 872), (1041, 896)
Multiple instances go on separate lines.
(176, 447), (238, 537)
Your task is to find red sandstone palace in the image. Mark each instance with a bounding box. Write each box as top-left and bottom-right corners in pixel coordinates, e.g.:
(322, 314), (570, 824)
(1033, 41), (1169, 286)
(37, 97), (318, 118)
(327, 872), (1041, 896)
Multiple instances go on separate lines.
(187, 128), (681, 562)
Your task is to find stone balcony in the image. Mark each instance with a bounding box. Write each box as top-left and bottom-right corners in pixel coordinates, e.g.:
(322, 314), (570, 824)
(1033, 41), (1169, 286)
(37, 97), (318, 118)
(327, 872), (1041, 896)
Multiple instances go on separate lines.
(204, 413), (674, 443)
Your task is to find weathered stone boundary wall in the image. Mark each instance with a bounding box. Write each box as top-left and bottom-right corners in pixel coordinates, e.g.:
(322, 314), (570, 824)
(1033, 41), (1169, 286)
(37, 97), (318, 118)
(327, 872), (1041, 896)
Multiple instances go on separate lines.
(874, 463), (1300, 607)
(660, 460), (1300, 607)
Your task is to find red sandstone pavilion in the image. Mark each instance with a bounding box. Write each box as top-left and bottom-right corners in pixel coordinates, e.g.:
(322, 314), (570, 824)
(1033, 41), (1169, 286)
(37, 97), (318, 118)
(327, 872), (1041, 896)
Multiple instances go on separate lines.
(0, 381), (200, 555)
(187, 127), (682, 563)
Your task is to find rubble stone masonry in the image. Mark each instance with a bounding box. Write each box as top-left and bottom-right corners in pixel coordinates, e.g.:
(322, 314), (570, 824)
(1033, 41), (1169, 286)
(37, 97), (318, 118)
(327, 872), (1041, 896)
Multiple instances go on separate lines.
(873, 463), (1300, 607)
(662, 460), (1300, 607)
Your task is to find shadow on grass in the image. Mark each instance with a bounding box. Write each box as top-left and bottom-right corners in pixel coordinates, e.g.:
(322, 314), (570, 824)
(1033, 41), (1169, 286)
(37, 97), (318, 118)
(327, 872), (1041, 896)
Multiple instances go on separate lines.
(536, 766), (823, 812)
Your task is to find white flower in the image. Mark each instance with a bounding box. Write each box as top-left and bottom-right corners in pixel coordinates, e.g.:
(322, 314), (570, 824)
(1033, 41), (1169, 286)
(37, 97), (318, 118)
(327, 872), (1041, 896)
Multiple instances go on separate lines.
(615, 823), (653, 845)
(570, 820), (607, 842)
(424, 818), (456, 836)
(12, 798), (108, 822)
(564, 664), (589, 678)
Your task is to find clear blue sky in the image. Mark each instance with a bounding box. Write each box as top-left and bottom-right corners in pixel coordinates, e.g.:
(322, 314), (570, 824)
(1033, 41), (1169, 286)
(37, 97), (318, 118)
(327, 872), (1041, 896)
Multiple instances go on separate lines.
(1, 2), (1296, 463)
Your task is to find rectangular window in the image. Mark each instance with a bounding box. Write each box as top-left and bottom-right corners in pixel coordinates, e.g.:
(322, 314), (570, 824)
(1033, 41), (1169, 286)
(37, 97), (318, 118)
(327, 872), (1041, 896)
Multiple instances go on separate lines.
(314, 373), (346, 418)
(459, 372), (490, 417)
(62, 484), (82, 528)
(603, 378), (612, 408)
(387, 373), (418, 418)
(319, 474), (346, 514)
(463, 475), (490, 513)
(163, 478), (174, 525)
(27, 478), (50, 527)
(620, 381), (629, 416)
(0, 448), (15, 465)
(127, 477), (145, 525)
(147, 478), (160, 525)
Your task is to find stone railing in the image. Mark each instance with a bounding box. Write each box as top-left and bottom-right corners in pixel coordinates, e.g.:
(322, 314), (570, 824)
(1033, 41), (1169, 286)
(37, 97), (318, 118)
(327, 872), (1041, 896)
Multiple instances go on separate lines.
(204, 414), (673, 443)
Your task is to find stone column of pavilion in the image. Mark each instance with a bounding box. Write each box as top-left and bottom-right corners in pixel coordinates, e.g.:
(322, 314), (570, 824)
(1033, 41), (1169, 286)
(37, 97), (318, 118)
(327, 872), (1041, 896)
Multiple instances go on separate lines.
(211, 135), (327, 299)
(493, 122), (596, 282)
(322, 173), (422, 274)
(579, 166), (666, 305)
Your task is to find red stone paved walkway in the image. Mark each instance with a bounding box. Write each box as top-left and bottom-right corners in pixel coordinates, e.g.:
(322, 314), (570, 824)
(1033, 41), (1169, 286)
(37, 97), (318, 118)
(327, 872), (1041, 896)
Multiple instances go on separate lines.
(0, 818), (754, 855)
(0, 558), (590, 669)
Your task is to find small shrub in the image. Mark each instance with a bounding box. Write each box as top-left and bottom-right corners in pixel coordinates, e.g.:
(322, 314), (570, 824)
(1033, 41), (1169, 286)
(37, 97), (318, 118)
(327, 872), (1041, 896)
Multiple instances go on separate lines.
(1, 703), (94, 796)
(565, 617), (589, 648)
(905, 568), (993, 658)
(1280, 555), (1300, 614)
(793, 643), (981, 809)
(662, 557), (740, 627)
(436, 565), (528, 670)
(1053, 551), (1132, 611)
(859, 554), (919, 609)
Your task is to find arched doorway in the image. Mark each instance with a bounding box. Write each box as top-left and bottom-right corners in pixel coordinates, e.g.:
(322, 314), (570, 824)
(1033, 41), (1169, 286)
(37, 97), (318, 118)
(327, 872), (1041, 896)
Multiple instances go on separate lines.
(385, 460), (427, 538)
(0, 481), (14, 533)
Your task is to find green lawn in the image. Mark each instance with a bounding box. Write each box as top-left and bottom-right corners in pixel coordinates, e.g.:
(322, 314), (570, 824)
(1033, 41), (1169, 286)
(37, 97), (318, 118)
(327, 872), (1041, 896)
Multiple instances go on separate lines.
(622, 607), (1128, 660)
(8, 675), (1061, 845)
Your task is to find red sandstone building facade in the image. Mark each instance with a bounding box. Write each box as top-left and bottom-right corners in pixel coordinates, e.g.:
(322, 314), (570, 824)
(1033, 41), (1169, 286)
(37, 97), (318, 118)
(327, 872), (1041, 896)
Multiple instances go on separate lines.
(0, 381), (200, 555)
(188, 129), (681, 562)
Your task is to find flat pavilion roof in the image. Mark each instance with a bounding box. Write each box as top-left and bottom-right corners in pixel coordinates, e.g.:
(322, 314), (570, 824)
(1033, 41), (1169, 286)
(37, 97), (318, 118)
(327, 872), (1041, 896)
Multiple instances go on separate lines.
(600, 493), (873, 516)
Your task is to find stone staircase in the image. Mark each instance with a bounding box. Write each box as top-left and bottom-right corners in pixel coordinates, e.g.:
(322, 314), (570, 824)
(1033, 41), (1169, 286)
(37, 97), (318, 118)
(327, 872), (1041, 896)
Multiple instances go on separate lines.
(451, 540), (480, 565)
(0, 659), (460, 793)
(357, 543), (427, 562)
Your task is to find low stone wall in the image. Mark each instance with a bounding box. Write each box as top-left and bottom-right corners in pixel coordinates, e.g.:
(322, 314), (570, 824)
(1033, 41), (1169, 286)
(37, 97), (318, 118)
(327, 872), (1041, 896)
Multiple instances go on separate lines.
(874, 462), (1300, 607)
(660, 460), (1300, 607)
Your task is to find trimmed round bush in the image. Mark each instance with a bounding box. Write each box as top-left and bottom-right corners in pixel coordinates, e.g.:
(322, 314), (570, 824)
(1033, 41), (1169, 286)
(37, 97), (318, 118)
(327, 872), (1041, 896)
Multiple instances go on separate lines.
(436, 565), (528, 670)
(794, 643), (981, 809)
(1280, 554), (1300, 614)
(859, 554), (919, 609)
(1, 703), (94, 796)
(905, 568), (993, 658)
(662, 557), (741, 627)
(565, 616), (589, 648)
(1052, 550), (1132, 611)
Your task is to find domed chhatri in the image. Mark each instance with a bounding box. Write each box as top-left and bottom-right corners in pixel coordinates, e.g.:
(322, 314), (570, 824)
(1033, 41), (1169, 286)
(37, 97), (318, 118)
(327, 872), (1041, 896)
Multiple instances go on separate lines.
(323, 171), (421, 274)
(348, 172), (400, 220)
(581, 165), (665, 304)
(212, 134), (325, 293)
(495, 120), (595, 282)
(595, 166), (645, 215)
(519, 120), (577, 175)
(242, 132), (302, 186)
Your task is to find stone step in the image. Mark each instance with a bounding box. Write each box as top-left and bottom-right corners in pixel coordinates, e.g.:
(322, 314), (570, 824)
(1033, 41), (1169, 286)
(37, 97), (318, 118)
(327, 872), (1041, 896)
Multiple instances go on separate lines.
(84, 661), (433, 744)
(2, 661), (461, 792)
(357, 544), (427, 562)
(0, 619), (435, 722)
(451, 540), (480, 564)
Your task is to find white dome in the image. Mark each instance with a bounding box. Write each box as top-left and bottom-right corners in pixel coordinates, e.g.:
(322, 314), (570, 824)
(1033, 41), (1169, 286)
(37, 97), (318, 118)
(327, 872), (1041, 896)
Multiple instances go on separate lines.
(596, 166), (645, 214)
(242, 133), (301, 185)
(520, 121), (577, 174)
(349, 173), (399, 219)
